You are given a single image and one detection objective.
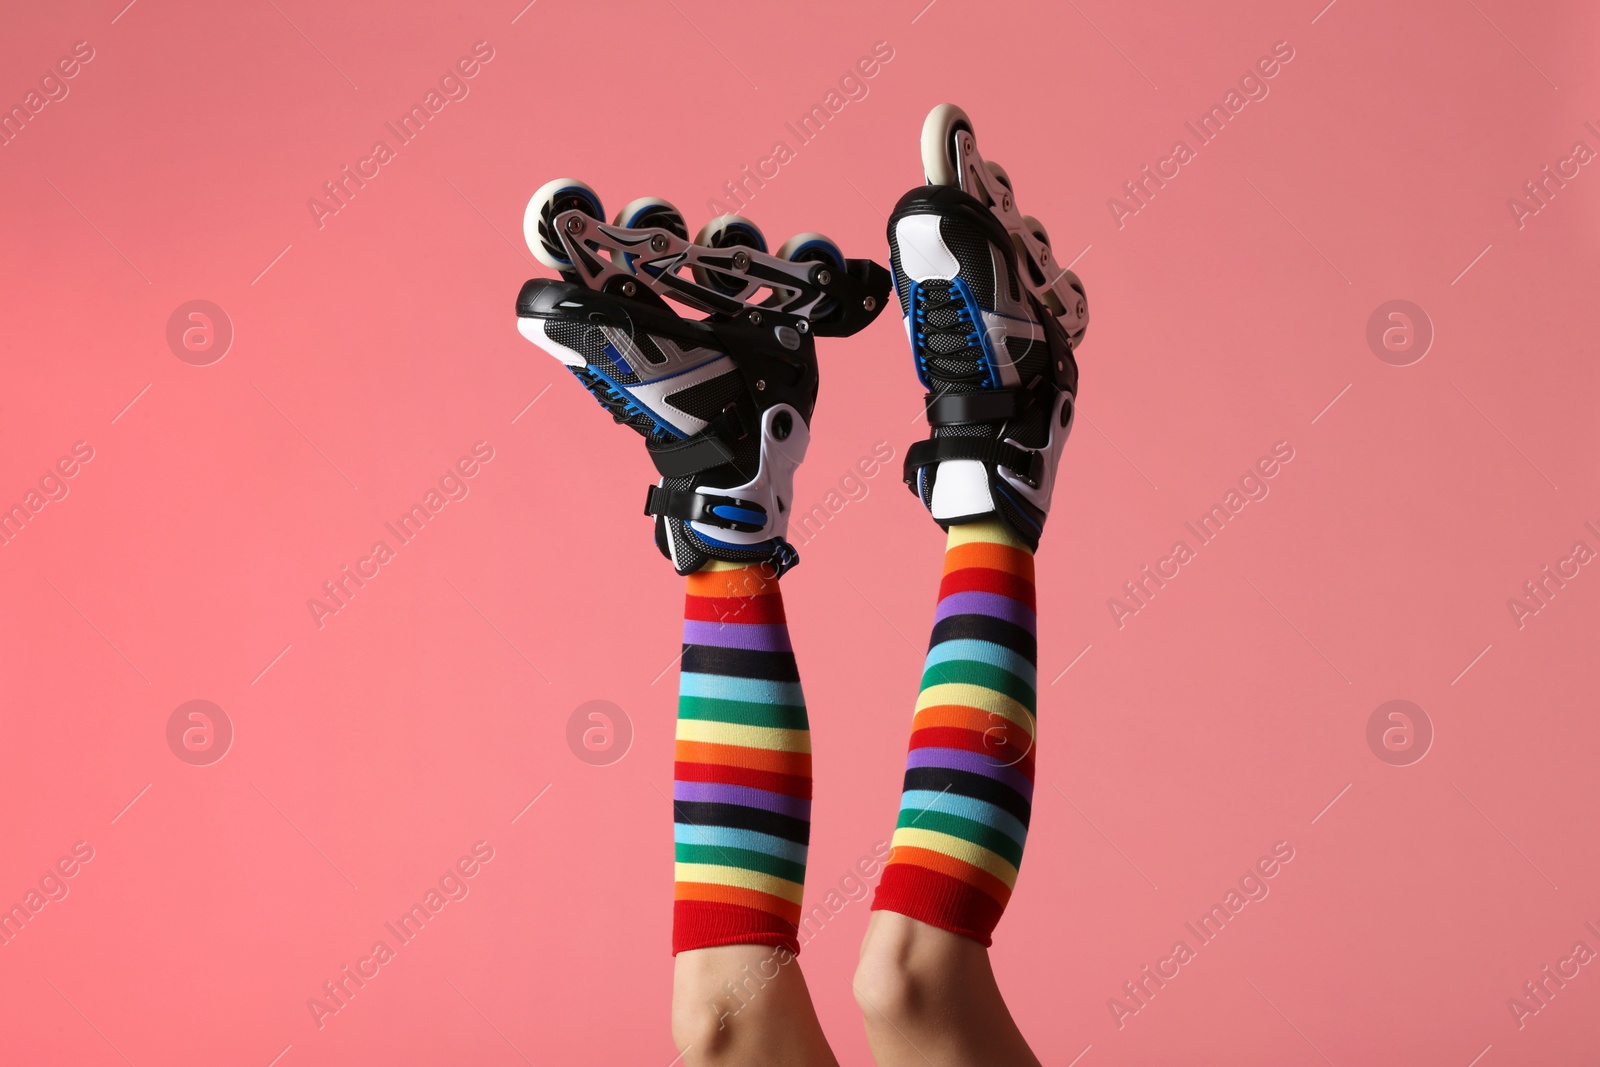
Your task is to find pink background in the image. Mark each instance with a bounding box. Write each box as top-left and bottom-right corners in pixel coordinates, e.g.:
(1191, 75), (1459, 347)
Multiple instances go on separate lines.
(3, 0), (1598, 1063)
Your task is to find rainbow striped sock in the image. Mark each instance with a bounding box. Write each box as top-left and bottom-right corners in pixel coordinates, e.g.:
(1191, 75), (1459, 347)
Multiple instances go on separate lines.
(672, 562), (811, 955)
(871, 520), (1037, 945)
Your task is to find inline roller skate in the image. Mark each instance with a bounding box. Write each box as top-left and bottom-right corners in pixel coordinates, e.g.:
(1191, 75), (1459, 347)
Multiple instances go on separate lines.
(891, 104), (1087, 548)
(517, 179), (891, 576)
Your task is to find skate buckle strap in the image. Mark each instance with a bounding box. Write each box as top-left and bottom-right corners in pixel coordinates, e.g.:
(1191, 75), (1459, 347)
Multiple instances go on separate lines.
(644, 484), (769, 533)
(903, 437), (1044, 489)
(922, 390), (1018, 426)
(648, 436), (736, 478)
(645, 406), (751, 478)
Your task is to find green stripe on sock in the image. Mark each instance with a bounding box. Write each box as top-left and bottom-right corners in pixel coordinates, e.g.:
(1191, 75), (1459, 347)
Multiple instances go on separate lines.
(919, 659), (1037, 708)
(675, 842), (807, 885)
(895, 808), (1026, 869)
(676, 694), (811, 730)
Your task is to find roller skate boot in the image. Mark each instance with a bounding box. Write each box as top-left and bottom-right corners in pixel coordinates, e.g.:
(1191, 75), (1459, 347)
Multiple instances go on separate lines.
(517, 179), (891, 575)
(891, 104), (1088, 549)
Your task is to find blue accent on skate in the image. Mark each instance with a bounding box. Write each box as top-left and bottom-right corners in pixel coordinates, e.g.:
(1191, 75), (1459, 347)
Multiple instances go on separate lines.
(710, 504), (768, 527)
(908, 275), (999, 391)
(693, 527), (770, 546)
(906, 279), (931, 390)
(994, 482), (1042, 534)
(580, 362), (687, 440)
(602, 341), (635, 378)
(721, 221), (768, 254)
(686, 528), (798, 576)
(569, 186), (604, 216)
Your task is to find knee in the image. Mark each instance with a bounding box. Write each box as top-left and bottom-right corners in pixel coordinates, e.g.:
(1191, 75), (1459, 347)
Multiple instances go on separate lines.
(852, 942), (923, 1030)
(670, 996), (736, 1065)
(855, 912), (990, 1030)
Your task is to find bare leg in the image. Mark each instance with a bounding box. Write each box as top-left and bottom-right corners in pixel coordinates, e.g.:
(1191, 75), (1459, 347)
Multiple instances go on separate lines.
(673, 945), (839, 1067)
(854, 912), (1040, 1067)
(856, 98), (1085, 1064)
(853, 522), (1045, 1066)
(513, 171), (888, 1067)
(668, 564), (837, 1066)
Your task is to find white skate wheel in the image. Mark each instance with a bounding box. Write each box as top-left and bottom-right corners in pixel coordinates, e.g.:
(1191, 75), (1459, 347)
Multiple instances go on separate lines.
(695, 214), (768, 252)
(613, 196), (689, 273)
(778, 232), (846, 316)
(612, 196), (689, 240)
(525, 178), (604, 270)
(692, 214), (767, 295)
(776, 232), (845, 271)
(921, 103), (973, 187)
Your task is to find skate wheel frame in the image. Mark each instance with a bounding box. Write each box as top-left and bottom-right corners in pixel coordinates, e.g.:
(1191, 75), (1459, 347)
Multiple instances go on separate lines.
(532, 191), (883, 334)
(920, 103), (1088, 348)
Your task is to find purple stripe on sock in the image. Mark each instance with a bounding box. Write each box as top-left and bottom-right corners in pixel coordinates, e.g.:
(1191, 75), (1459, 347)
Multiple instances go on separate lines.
(905, 746), (1035, 802)
(681, 620), (794, 652)
(934, 590), (1037, 632)
(673, 780), (813, 819)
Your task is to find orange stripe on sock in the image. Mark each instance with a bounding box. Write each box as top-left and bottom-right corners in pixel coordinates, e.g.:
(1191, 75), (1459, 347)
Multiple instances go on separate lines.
(686, 566), (780, 599)
(884, 845), (1013, 907)
(674, 740), (813, 777)
(675, 881), (804, 925)
(942, 541), (1034, 580)
(910, 704), (1035, 746)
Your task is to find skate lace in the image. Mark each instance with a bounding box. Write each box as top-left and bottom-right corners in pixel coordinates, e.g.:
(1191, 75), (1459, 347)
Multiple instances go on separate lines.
(576, 367), (665, 438)
(913, 281), (993, 389)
